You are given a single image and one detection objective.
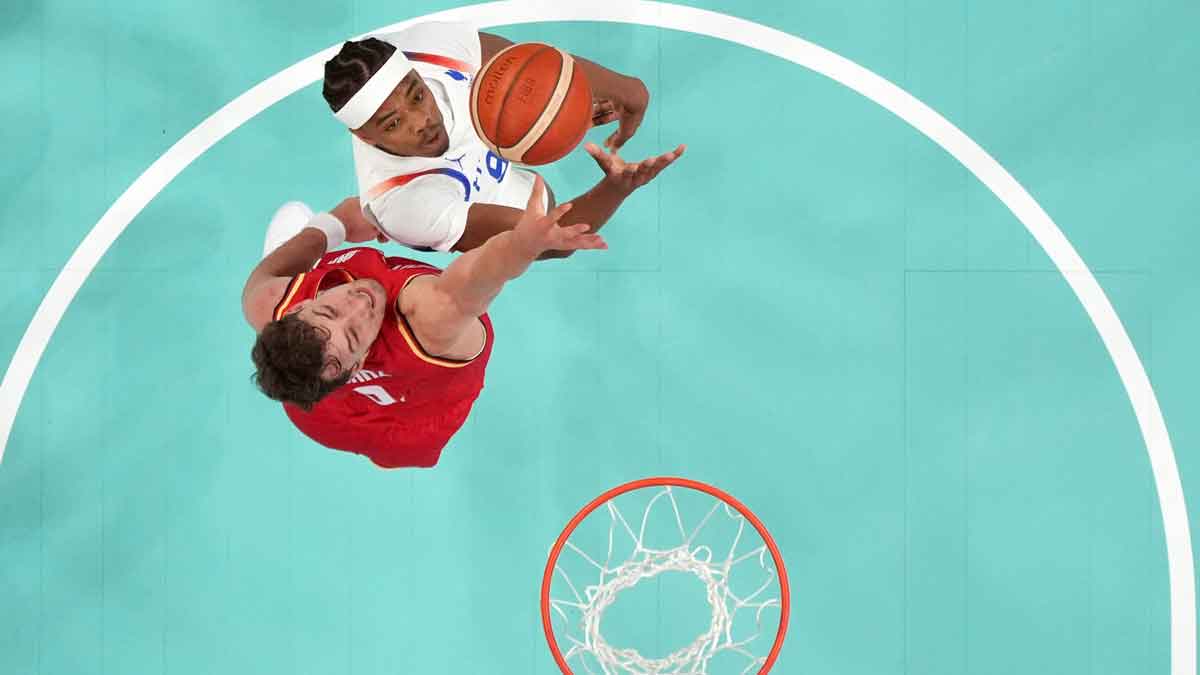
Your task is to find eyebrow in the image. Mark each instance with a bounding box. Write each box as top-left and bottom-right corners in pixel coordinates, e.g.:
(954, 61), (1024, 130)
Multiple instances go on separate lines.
(310, 319), (349, 372)
(314, 307), (357, 354)
(374, 109), (397, 128)
(405, 76), (418, 99)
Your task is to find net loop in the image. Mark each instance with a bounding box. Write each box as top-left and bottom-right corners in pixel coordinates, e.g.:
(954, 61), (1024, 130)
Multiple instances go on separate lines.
(549, 485), (782, 674)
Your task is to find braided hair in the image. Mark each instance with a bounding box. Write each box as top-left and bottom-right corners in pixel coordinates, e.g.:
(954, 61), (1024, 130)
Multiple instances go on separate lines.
(322, 38), (398, 113)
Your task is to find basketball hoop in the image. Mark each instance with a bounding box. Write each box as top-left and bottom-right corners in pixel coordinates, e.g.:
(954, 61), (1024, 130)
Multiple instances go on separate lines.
(541, 477), (790, 674)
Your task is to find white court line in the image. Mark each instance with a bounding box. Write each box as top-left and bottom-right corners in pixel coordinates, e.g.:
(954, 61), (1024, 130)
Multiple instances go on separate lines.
(0, 2), (1191, 671)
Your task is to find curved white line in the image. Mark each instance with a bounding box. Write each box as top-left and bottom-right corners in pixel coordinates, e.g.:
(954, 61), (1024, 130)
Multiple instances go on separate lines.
(0, 2), (1190, 672)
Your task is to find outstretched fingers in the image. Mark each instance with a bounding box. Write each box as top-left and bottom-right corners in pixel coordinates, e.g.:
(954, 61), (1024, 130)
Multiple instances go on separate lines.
(526, 174), (549, 216)
(635, 145), (687, 184)
(539, 201), (574, 229)
(585, 142), (620, 173)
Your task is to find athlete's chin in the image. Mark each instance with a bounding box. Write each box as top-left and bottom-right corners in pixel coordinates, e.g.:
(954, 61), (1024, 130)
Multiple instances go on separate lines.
(362, 282), (388, 314)
(420, 127), (449, 155)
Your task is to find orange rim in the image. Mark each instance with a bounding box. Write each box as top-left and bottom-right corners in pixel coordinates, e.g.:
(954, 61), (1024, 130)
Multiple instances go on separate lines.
(540, 476), (791, 674)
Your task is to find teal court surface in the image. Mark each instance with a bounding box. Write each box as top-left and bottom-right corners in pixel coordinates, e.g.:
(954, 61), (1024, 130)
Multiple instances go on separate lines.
(2, 1), (1199, 673)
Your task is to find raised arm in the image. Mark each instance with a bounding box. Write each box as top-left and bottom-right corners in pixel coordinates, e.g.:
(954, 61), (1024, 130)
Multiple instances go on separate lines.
(242, 199), (384, 330)
(451, 143), (685, 258)
(398, 176), (606, 354)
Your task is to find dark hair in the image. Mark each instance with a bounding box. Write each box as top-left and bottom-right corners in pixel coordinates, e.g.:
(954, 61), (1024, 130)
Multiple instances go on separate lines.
(322, 38), (398, 113)
(251, 314), (351, 410)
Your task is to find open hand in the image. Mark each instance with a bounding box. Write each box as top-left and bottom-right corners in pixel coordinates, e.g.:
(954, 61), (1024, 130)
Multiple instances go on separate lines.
(512, 176), (607, 256)
(585, 143), (686, 193)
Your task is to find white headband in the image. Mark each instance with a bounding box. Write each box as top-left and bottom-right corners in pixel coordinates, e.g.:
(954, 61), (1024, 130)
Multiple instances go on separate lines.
(333, 50), (414, 129)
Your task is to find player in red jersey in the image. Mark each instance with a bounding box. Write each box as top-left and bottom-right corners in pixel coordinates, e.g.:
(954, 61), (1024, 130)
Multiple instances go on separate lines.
(244, 143), (681, 468)
(240, 177), (601, 468)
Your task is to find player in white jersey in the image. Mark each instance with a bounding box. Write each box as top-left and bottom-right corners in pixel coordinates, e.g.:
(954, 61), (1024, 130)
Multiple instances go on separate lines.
(322, 21), (683, 257)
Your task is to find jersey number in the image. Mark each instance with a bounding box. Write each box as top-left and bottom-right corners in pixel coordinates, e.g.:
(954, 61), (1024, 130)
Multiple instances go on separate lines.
(486, 151), (510, 182)
(354, 385), (399, 406)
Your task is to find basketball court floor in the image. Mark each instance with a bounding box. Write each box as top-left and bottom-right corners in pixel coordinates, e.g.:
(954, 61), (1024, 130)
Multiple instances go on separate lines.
(2, 1), (1198, 673)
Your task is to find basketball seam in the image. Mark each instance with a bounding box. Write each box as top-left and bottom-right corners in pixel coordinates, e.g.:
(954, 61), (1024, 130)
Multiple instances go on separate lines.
(502, 48), (575, 161)
(470, 43), (519, 154)
(493, 43), (553, 149)
(468, 50), (492, 151)
(535, 63), (589, 163)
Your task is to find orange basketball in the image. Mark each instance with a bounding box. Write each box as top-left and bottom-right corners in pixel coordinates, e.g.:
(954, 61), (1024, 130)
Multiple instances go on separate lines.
(469, 43), (593, 166)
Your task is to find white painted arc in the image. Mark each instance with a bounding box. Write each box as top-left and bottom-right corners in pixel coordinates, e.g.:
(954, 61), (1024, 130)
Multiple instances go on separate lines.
(501, 46), (576, 161)
(0, 3), (1190, 674)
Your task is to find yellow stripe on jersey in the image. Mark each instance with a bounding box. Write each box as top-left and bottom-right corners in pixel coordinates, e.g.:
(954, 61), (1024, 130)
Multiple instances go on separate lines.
(272, 273), (307, 321)
(393, 313), (480, 368)
(394, 273), (483, 368)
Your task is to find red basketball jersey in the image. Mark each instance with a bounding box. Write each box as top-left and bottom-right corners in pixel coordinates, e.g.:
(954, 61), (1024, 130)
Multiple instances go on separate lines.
(272, 247), (494, 468)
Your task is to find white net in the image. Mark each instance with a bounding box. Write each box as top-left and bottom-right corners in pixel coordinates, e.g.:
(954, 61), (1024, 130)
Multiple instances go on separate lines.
(547, 485), (784, 675)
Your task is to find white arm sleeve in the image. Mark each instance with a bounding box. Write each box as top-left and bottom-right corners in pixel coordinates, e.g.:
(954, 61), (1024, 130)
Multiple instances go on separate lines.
(367, 176), (472, 252)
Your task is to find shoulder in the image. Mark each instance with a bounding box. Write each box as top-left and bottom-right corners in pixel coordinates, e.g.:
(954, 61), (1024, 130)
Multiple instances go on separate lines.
(243, 276), (295, 332)
(377, 21), (481, 68)
(394, 271), (442, 315)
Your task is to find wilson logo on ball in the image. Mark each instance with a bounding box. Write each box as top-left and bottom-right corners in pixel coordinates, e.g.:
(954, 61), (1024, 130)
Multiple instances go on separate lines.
(469, 42), (593, 166)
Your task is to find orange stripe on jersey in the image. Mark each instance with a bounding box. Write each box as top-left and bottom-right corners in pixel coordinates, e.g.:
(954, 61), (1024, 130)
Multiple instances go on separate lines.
(367, 171), (428, 201)
(403, 50), (476, 74)
(366, 168), (472, 202)
(272, 273), (307, 321)
(393, 274), (484, 368)
(394, 313), (480, 369)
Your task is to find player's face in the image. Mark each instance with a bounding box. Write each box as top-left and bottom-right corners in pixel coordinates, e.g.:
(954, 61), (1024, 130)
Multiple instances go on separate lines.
(354, 71), (450, 157)
(290, 279), (388, 380)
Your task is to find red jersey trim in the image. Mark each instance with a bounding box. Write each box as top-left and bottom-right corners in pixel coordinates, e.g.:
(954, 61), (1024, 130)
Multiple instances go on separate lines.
(403, 50), (476, 74)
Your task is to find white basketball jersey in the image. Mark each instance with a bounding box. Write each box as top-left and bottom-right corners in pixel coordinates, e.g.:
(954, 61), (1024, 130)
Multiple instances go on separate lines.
(350, 22), (540, 252)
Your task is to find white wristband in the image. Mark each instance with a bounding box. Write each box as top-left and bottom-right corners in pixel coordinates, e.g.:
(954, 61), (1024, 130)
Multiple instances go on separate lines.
(305, 212), (346, 251)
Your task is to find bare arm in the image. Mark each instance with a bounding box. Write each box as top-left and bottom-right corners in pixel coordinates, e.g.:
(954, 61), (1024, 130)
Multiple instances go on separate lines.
(453, 144), (685, 259)
(478, 31), (513, 64)
(241, 199), (385, 330)
(241, 228), (328, 330)
(454, 179), (627, 259)
(400, 177), (606, 352)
